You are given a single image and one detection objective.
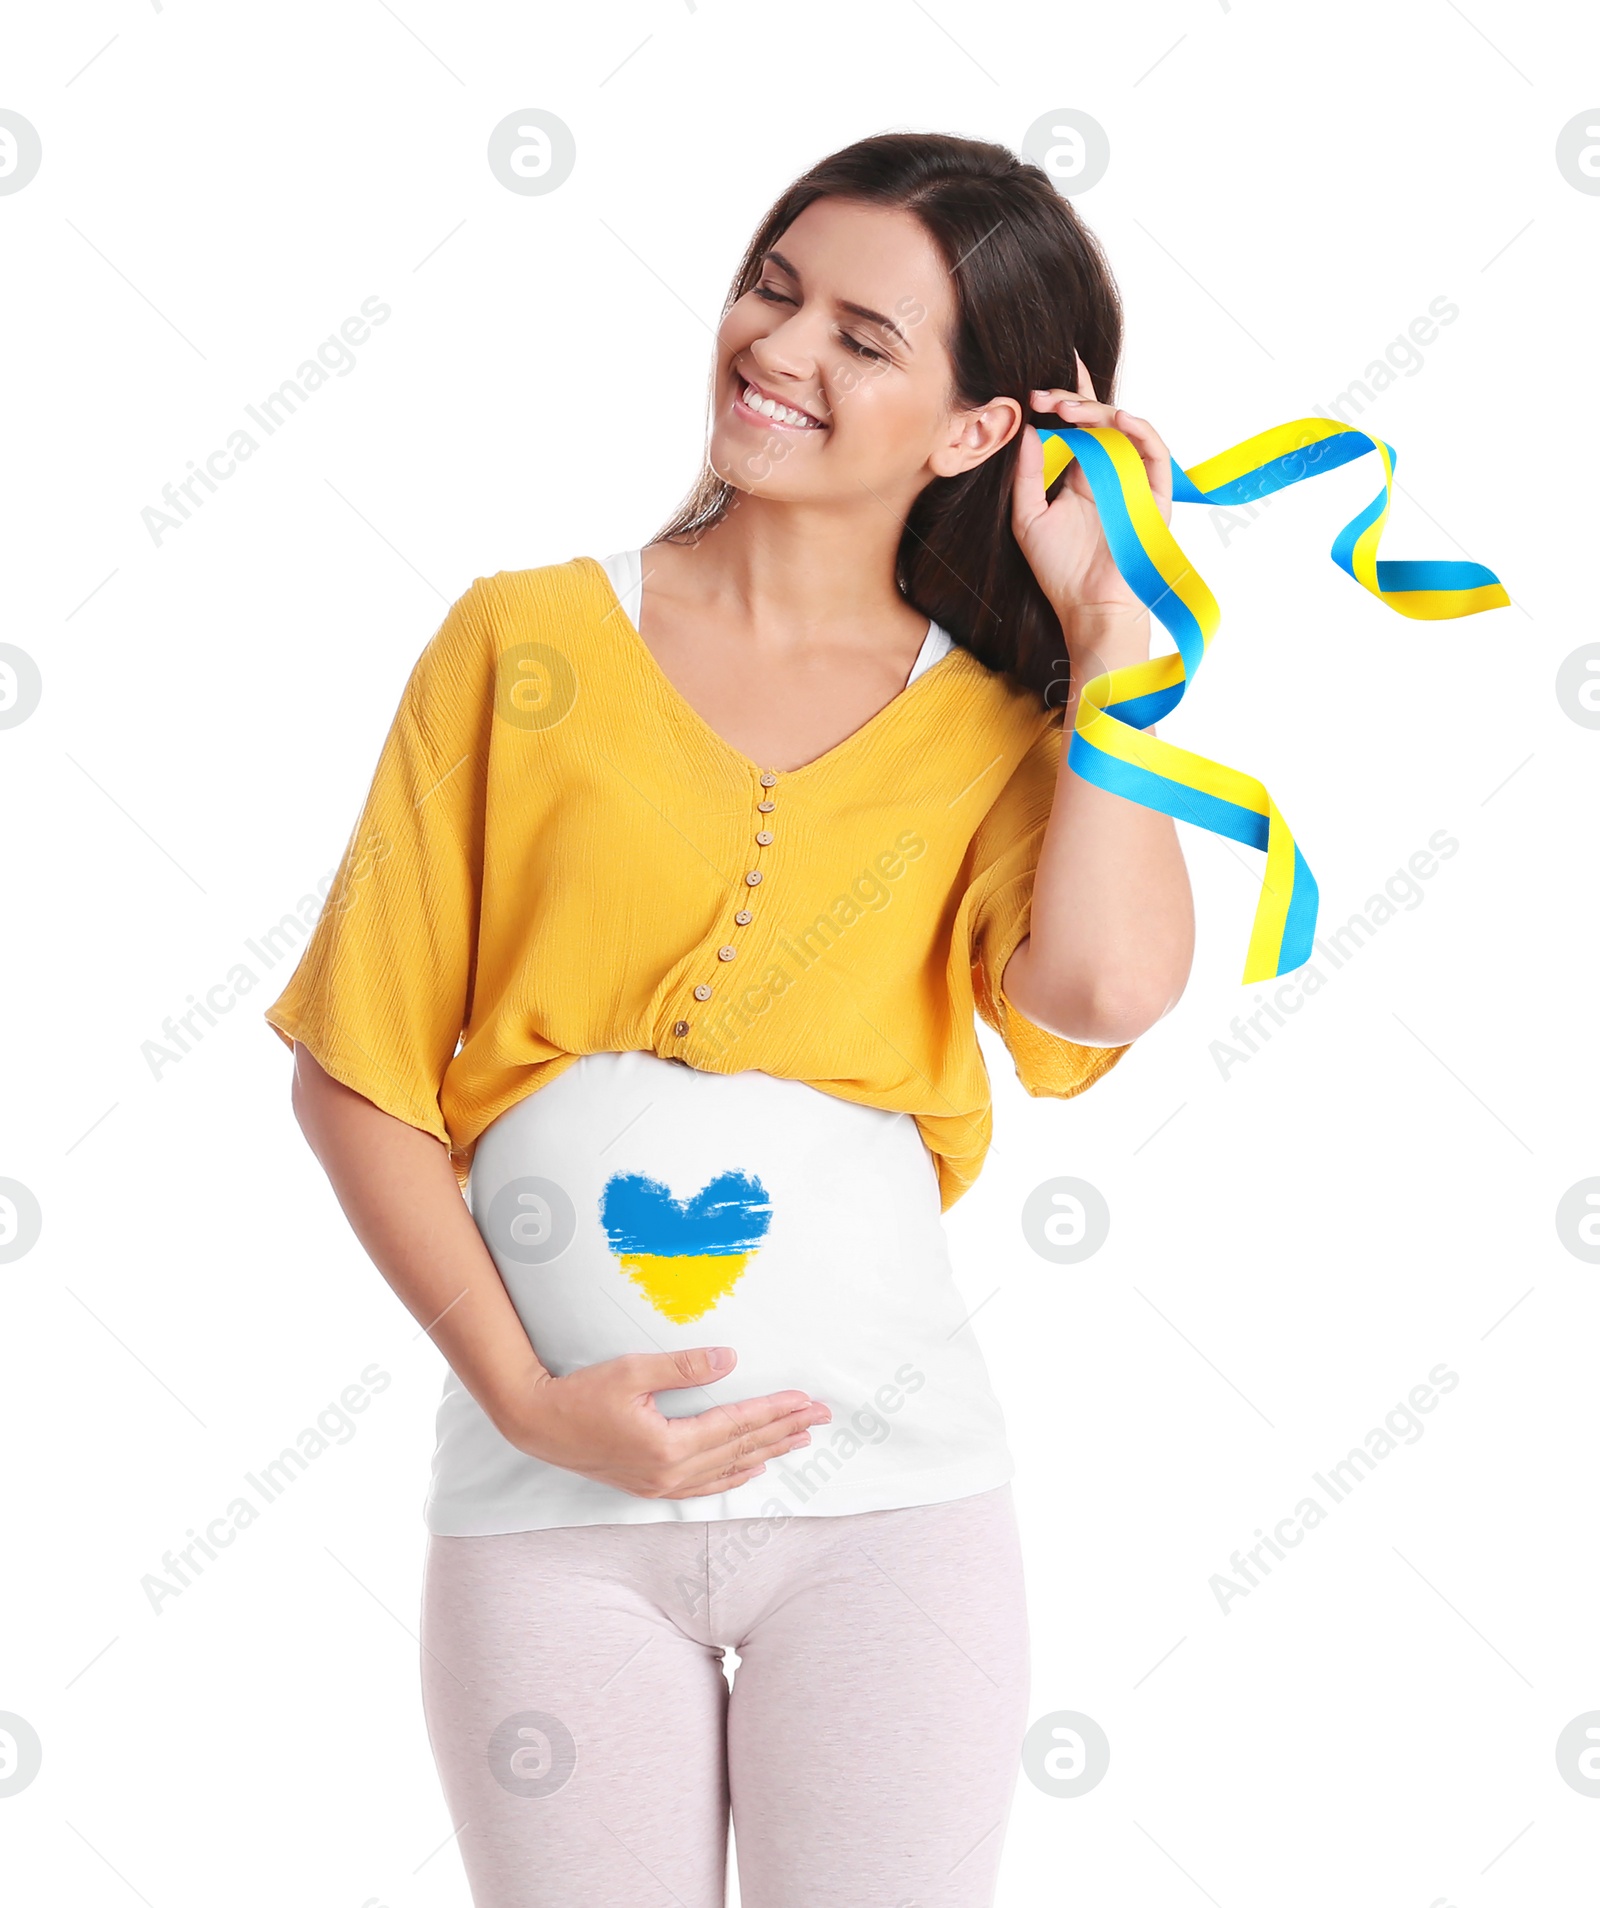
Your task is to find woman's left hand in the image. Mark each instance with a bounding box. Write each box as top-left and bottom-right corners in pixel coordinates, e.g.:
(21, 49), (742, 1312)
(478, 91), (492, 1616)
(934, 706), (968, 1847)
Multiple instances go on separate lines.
(1011, 353), (1173, 618)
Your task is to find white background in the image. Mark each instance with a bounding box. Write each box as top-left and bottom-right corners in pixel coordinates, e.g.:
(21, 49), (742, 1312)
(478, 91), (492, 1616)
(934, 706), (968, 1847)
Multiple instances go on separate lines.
(1, 2), (1593, 1903)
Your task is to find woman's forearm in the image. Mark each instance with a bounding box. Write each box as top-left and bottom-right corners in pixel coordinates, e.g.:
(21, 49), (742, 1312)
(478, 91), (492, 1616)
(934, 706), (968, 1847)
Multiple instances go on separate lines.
(1002, 604), (1195, 1047)
(288, 1041), (547, 1437)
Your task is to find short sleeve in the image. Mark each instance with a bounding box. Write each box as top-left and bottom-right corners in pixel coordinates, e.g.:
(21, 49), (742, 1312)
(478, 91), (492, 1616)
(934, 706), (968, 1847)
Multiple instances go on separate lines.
(967, 717), (1133, 1099)
(262, 579), (499, 1143)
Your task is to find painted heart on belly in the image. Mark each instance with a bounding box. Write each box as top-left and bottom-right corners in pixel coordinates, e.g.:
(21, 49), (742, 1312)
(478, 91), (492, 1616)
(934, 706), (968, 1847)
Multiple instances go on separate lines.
(598, 1169), (773, 1323)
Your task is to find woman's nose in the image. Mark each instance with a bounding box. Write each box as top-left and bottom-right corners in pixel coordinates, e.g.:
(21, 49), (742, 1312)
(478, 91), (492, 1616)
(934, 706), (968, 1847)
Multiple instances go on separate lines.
(748, 321), (817, 384)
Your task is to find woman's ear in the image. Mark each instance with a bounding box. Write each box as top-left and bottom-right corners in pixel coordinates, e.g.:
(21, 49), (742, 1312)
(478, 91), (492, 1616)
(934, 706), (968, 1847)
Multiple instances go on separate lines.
(929, 394), (1023, 479)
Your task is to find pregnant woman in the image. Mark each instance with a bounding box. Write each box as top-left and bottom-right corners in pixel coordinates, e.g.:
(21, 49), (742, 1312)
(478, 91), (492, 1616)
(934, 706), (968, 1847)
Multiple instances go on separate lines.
(265, 131), (1193, 1908)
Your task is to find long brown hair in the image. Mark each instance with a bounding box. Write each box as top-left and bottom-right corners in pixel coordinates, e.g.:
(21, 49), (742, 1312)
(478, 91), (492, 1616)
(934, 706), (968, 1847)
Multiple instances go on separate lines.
(649, 130), (1124, 706)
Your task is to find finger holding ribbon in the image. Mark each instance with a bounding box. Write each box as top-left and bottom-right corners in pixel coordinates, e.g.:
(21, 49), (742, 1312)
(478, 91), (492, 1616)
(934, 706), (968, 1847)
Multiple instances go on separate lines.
(1011, 352), (1168, 716)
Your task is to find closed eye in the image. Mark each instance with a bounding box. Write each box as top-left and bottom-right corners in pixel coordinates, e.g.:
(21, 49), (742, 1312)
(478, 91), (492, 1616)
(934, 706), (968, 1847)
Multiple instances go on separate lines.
(753, 284), (887, 362)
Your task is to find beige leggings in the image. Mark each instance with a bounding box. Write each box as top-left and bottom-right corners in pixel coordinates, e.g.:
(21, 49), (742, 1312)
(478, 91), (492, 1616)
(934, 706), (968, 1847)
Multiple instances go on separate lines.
(418, 1484), (1030, 1907)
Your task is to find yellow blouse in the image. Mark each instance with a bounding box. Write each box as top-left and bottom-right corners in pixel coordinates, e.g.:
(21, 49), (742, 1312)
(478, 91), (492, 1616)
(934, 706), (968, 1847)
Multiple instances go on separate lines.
(263, 556), (1131, 1211)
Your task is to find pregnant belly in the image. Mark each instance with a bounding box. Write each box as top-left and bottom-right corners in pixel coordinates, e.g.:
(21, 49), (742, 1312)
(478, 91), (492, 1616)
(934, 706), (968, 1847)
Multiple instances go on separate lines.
(466, 1050), (963, 1417)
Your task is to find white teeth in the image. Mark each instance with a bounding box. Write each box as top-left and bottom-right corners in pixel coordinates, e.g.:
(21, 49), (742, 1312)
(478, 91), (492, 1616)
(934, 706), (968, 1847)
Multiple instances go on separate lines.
(743, 382), (818, 428)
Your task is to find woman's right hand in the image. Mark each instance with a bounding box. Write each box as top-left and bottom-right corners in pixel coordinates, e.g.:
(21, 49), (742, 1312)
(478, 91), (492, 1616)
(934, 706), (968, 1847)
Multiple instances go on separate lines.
(499, 1346), (832, 1499)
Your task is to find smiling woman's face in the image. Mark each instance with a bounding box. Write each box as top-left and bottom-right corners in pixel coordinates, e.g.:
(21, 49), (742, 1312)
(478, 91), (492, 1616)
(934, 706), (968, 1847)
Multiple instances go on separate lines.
(708, 196), (1019, 512)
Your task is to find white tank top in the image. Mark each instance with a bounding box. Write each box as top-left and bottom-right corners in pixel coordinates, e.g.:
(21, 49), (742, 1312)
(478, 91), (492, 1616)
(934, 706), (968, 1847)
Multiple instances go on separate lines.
(424, 554), (1009, 1534)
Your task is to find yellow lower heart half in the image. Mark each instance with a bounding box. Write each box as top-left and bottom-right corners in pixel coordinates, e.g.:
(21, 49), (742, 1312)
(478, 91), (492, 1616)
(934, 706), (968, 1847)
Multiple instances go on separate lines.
(618, 1251), (753, 1324)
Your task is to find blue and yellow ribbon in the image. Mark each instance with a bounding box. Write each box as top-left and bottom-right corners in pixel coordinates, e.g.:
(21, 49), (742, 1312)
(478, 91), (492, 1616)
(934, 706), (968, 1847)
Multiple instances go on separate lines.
(1037, 418), (1508, 983)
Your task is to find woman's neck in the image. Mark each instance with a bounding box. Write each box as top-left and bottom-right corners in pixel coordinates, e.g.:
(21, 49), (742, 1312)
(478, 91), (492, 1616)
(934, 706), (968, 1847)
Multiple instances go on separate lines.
(642, 497), (927, 653)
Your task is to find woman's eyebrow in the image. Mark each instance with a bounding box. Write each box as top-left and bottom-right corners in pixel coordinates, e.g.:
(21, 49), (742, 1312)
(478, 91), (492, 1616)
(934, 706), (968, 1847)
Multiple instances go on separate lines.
(762, 249), (911, 351)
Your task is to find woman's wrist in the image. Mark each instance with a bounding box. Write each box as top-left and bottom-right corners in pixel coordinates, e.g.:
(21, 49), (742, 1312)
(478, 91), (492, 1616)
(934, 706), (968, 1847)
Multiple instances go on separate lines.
(1054, 600), (1151, 653)
(484, 1355), (558, 1453)
(1053, 602), (1152, 723)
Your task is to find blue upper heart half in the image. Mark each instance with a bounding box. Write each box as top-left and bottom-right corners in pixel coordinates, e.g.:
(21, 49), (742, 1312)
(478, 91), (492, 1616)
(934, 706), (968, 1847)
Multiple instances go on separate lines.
(599, 1170), (773, 1259)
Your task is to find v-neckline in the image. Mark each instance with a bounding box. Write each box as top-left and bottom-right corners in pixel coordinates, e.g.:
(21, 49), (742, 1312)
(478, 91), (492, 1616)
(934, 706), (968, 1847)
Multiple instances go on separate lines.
(581, 553), (970, 784)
